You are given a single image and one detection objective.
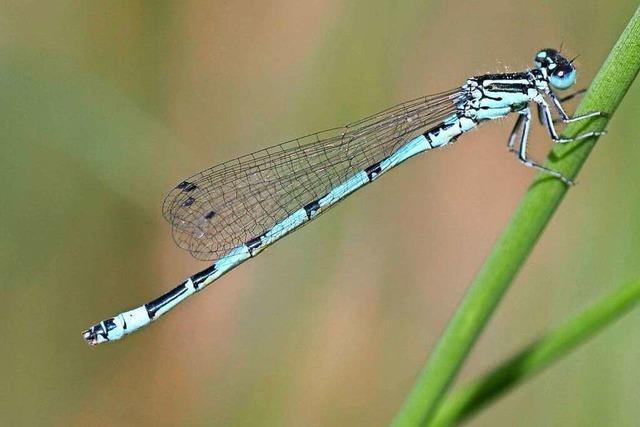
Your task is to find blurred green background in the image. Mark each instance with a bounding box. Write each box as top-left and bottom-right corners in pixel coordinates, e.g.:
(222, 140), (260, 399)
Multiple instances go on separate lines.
(1, 1), (639, 426)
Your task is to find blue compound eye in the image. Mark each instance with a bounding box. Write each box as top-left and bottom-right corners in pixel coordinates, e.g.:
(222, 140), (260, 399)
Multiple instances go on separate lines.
(549, 64), (576, 90)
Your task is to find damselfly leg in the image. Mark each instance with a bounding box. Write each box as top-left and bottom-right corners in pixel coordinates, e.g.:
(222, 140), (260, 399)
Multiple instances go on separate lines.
(536, 95), (606, 144)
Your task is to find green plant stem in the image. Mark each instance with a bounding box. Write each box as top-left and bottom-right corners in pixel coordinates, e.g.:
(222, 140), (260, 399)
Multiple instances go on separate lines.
(392, 7), (640, 427)
(429, 280), (640, 426)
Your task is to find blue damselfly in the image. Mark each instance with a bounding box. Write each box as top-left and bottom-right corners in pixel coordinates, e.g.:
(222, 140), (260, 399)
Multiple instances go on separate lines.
(83, 48), (604, 345)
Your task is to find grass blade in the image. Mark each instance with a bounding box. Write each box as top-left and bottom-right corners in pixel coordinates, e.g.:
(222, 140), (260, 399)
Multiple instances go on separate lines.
(392, 6), (640, 426)
(430, 280), (640, 426)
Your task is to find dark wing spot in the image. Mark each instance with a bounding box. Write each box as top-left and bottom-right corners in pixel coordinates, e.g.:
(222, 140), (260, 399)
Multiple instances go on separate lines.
(182, 197), (195, 207)
(177, 181), (198, 191)
(204, 210), (216, 220)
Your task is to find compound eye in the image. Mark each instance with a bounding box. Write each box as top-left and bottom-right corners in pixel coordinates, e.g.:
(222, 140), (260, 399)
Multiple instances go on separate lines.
(549, 64), (576, 90)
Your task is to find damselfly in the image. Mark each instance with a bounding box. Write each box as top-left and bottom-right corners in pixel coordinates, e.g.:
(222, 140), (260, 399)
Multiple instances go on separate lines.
(83, 48), (605, 345)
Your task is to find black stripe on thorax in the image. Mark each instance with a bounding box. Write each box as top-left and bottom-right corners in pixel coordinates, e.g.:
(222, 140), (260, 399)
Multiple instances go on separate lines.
(476, 72), (530, 81)
(483, 82), (530, 94)
(476, 72), (535, 95)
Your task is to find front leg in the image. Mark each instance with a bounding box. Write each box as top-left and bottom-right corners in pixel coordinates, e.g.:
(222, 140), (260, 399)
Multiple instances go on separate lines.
(535, 96), (606, 144)
(542, 89), (587, 125)
(547, 90), (605, 123)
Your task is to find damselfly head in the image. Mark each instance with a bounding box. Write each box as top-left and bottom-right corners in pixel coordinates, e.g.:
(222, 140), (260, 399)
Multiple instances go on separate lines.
(534, 48), (577, 90)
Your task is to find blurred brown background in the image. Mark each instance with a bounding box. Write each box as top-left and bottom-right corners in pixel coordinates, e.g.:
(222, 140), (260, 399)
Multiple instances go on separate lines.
(1, 1), (639, 426)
